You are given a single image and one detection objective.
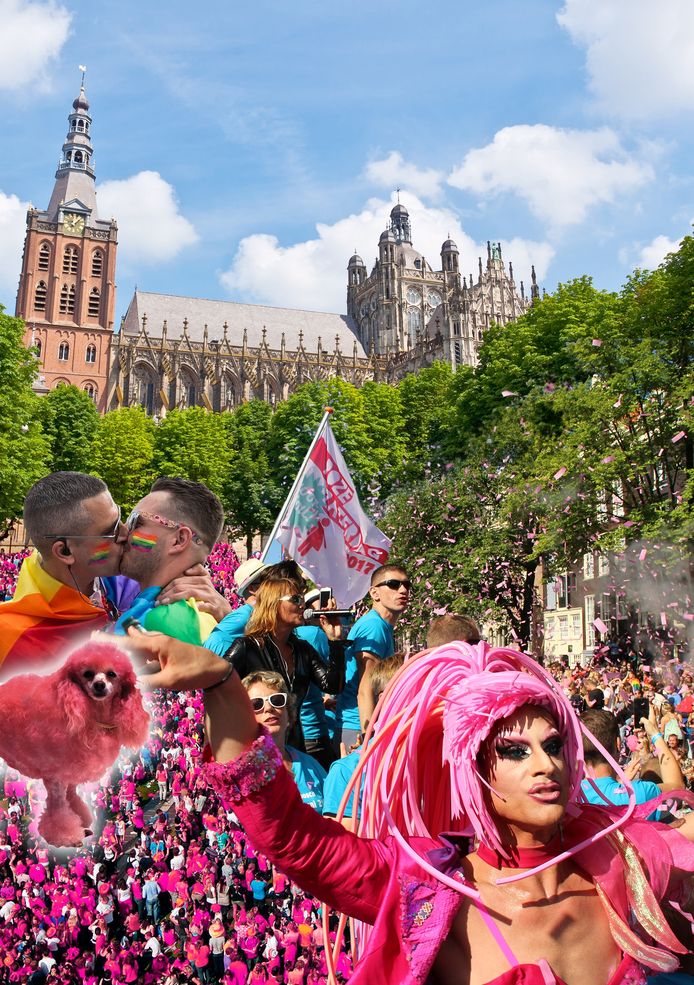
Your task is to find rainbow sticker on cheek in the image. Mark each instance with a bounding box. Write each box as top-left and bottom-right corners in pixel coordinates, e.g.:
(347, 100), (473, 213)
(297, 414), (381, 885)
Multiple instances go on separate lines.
(88, 541), (111, 565)
(131, 533), (158, 552)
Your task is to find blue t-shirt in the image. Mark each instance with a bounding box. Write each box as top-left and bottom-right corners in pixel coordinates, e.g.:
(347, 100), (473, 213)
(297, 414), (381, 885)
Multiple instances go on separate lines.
(323, 749), (362, 819)
(204, 603), (253, 655)
(250, 878), (267, 901)
(581, 775), (662, 820)
(336, 609), (394, 732)
(295, 625), (331, 740)
(288, 746), (327, 813)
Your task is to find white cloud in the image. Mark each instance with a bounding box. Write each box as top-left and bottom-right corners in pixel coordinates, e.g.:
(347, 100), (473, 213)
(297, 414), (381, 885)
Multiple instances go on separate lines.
(448, 125), (653, 229)
(637, 228), (690, 270)
(364, 152), (444, 201)
(96, 171), (198, 265)
(0, 0), (71, 91)
(0, 190), (30, 308)
(557, 0), (694, 119)
(220, 190), (553, 312)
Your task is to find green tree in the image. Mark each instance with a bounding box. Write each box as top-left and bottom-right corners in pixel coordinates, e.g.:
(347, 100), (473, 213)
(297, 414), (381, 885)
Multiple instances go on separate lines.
(445, 278), (624, 459)
(396, 361), (454, 479)
(90, 408), (156, 513)
(0, 307), (50, 536)
(267, 379), (373, 502)
(38, 384), (100, 473)
(151, 408), (231, 497)
(223, 401), (275, 553)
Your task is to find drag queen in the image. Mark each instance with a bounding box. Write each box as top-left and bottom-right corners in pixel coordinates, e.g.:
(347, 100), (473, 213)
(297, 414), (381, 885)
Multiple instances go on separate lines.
(126, 631), (694, 985)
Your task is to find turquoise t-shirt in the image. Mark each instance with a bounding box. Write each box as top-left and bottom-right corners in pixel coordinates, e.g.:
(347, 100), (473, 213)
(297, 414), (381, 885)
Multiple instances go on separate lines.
(288, 746), (327, 813)
(204, 602), (253, 656)
(336, 608), (394, 732)
(323, 749), (361, 819)
(581, 776), (661, 820)
(295, 625), (331, 741)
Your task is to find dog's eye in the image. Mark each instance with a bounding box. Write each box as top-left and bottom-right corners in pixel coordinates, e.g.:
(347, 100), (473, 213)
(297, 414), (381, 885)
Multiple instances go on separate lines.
(106, 671), (117, 679)
(83, 671), (95, 680)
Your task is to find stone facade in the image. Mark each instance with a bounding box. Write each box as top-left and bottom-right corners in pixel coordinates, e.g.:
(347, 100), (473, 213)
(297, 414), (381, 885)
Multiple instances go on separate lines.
(347, 203), (537, 368)
(15, 83), (117, 412)
(17, 84), (536, 416)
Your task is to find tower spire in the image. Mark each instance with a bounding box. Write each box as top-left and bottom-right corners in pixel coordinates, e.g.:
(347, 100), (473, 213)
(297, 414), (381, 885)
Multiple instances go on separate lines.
(45, 73), (98, 224)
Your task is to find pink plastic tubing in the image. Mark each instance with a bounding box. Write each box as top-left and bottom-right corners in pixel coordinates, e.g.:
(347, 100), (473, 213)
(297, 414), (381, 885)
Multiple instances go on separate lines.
(326, 641), (639, 964)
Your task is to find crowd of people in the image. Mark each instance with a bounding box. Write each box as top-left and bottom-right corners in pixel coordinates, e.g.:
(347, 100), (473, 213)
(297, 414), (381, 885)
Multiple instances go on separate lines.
(0, 685), (353, 983)
(0, 471), (692, 984)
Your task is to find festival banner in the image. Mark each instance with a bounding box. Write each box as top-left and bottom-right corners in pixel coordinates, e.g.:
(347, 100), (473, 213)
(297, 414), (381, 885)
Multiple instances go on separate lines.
(262, 411), (391, 606)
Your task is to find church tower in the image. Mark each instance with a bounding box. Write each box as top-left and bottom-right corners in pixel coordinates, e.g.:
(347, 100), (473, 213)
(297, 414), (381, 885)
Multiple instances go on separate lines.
(15, 76), (117, 411)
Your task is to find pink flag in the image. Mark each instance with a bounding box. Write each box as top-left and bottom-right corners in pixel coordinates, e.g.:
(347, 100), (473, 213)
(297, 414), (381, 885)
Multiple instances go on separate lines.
(273, 421), (391, 606)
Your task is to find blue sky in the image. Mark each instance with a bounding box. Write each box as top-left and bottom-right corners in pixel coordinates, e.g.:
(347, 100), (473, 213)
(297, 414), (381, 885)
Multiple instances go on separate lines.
(1, 0), (693, 324)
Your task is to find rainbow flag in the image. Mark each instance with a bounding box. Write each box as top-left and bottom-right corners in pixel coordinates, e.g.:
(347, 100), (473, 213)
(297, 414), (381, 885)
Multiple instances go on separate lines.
(0, 551), (108, 676)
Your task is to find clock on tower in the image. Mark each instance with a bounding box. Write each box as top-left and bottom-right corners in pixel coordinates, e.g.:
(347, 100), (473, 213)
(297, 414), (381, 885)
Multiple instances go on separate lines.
(63, 212), (85, 235)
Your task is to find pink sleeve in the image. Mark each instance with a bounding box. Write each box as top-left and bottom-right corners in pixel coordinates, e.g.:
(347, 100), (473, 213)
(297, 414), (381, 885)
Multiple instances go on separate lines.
(205, 739), (391, 924)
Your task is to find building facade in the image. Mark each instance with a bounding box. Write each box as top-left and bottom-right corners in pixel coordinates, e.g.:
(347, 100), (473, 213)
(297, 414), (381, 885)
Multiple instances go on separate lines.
(15, 82), (117, 412)
(347, 203), (537, 368)
(17, 84), (535, 417)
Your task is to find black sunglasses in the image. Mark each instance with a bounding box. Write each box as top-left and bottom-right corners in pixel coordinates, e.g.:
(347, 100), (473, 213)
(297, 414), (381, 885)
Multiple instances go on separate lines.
(374, 578), (412, 591)
(250, 693), (288, 712)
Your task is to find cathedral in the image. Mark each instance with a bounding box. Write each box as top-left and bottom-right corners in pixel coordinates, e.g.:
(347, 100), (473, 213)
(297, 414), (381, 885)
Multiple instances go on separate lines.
(15, 83), (535, 416)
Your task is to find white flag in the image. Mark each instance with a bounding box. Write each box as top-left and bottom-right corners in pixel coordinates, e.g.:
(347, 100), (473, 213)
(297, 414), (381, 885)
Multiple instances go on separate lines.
(273, 421), (391, 607)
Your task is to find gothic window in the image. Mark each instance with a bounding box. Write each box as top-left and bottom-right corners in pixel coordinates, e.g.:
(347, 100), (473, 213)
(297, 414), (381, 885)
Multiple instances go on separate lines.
(59, 284), (76, 315)
(454, 341), (462, 365)
(58, 341), (70, 361)
(88, 288), (100, 317)
(35, 338), (42, 357)
(91, 250), (103, 276)
(63, 246), (79, 274)
(70, 119), (77, 130)
(38, 243), (51, 271)
(85, 344), (96, 364)
(74, 151), (83, 164)
(407, 308), (421, 339)
(453, 322), (461, 336)
(84, 383), (97, 401)
(414, 259), (421, 269)
(77, 119), (85, 131)
(34, 281), (47, 312)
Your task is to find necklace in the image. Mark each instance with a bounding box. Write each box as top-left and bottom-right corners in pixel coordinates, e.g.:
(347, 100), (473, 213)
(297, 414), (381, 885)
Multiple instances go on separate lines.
(477, 834), (563, 870)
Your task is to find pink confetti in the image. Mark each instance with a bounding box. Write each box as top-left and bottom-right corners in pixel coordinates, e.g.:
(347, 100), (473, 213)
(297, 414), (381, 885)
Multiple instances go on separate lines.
(433, 606), (448, 616)
(593, 617), (608, 635)
(622, 521), (635, 527)
(501, 390), (518, 398)
(638, 549), (647, 562)
(671, 431), (686, 443)
(683, 614), (694, 621)
(554, 467), (567, 480)
(660, 612), (668, 627)
(613, 395), (622, 408)
(592, 339), (602, 346)
(601, 455), (615, 464)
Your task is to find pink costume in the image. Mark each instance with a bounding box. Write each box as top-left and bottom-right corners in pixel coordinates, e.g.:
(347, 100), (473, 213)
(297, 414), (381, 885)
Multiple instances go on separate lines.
(206, 730), (694, 984)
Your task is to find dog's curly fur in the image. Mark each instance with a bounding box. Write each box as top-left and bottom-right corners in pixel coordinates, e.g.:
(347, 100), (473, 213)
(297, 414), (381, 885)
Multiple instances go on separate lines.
(0, 642), (150, 846)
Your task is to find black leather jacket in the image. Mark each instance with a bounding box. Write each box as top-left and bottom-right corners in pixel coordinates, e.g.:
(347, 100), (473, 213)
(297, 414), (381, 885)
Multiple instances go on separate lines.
(222, 633), (345, 749)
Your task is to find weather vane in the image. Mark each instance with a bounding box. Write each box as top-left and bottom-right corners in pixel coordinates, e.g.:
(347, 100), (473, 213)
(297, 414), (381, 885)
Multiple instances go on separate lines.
(79, 64), (87, 87)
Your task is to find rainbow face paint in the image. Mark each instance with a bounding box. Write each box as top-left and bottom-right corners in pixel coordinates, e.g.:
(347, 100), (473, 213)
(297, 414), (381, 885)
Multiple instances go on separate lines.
(88, 541), (111, 565)
(131, 532), (158, 552)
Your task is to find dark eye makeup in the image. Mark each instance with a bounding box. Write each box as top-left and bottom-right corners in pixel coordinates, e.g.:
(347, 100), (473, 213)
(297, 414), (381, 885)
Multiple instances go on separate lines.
(494, 736), (564, 760)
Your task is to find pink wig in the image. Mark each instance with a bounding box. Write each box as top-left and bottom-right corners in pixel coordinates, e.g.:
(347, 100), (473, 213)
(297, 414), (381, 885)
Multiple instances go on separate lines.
(355, 642), (584, 862)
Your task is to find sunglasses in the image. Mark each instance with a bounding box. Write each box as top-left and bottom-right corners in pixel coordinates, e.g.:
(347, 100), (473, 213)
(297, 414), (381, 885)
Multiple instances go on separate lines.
(373, 578), (412, 591)
(250, 693), (288, 712)
(47, 508), (123, 542)
(126, 509), (204, 546)
(278, 594), (304, 606)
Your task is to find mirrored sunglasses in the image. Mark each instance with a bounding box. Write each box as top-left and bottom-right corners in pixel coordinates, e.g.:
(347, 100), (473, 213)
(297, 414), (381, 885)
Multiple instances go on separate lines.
(46, 508), (123, 542)
(250, 693), (288, 712)
(278, 594), (304, 606)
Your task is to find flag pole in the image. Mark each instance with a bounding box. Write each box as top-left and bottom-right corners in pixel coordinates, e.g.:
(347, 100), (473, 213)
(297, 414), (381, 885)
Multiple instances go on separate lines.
(260, 406), (333, 562)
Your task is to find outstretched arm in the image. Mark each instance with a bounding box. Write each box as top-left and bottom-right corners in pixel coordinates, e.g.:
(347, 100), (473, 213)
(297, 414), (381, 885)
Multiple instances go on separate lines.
(116, 627), (259, 762)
